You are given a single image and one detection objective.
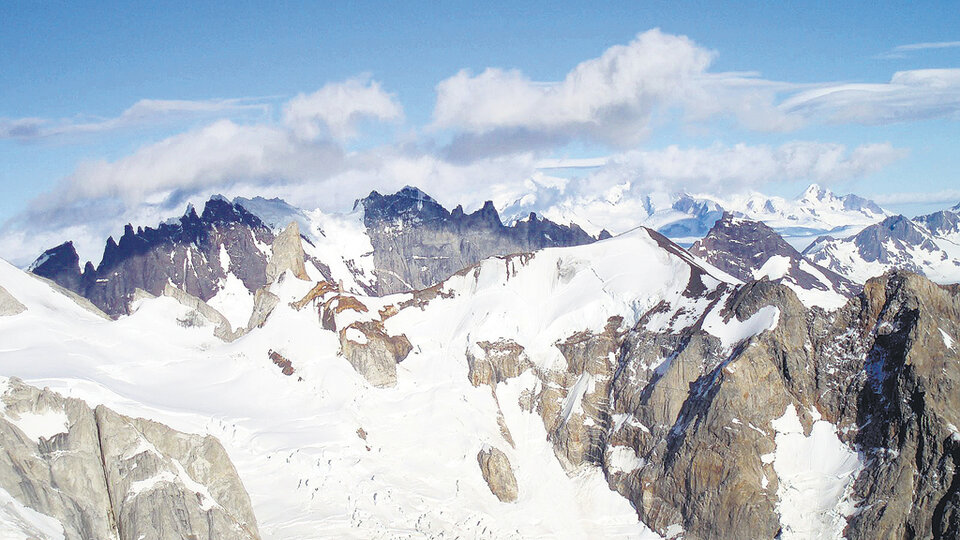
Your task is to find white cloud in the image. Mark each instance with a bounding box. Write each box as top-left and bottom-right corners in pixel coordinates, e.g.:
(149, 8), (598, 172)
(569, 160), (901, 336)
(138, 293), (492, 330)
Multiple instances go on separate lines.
(0, 97), (272, 140)
(894, 40), (960, 52)
(585, 141), (908, 194)
(33, 119), (345, 210)
(877, 40), (960, 59)
(432, 29), (960, 155)
(870, 189), (960, 206)
(780, 69), (960, 124)
(283, 76), (403, 140)
(432, 28), (800, 154)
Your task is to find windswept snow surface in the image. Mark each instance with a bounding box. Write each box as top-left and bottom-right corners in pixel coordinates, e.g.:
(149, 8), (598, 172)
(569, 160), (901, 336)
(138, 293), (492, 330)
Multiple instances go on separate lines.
(702, 304), (781, 349)
(236, 196), (377, 294)
(387, 228), (723, 372)
(0, 230), (692, 538)
(0, 486), (65, 540)
(5, 409), (69, 444)
(771, 404), (862, 540)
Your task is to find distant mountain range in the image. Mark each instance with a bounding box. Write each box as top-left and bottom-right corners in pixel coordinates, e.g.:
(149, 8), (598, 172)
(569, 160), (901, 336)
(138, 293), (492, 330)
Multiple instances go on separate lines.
(28, 185), (960, 322)
(497, 181), (890, 249)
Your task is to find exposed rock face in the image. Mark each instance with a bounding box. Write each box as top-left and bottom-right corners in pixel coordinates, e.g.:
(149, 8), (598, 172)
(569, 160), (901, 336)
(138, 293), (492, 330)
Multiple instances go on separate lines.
(828, 273), (960, 539)
(247, 287), (281, 331)
(340, 320), (413, 388)
(0, 284), (26, 316)
(915, 205), (960, 239)
(360, 186), (599, 294)
(465, 339), (532, 388)
(268, 350), (295, 376)
(29, 241), (84, 293)
(477, 447), (518, 503)
(690, 213), (860, 297)
(95, 406), (260, 540)
(0, 378), (117, 539)
(583, 272), (960, 539)
(0, 378), (259, 540)
(30, 197), (277, 318)
(163, 283), (244, 342)
(266, 221), (310, 283)
(445, 259), (958, 539)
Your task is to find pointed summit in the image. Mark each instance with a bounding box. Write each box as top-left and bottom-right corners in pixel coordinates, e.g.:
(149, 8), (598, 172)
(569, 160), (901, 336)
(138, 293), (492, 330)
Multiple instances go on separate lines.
(29, 241), (83, 293)
(800, 183), (829, 201)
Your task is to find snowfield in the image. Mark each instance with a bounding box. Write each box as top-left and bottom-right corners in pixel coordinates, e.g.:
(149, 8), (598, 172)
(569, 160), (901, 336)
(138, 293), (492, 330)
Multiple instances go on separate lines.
(0, 232), (686, 539)
(0, 225), (850, 539)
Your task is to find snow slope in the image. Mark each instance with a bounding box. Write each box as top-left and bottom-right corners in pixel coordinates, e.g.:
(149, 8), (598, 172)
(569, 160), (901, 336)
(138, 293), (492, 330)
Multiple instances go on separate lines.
(1, 221), (835, 539)
(1, 234), (680, 538)
(236, 196), (378, 295)
(770, 404), (861, 540)
(804, 214), (960, 285)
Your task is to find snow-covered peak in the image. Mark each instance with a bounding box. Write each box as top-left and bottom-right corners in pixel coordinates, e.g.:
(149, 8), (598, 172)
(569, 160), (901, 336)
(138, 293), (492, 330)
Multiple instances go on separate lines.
(494, 177), (888, 250)
(803, 213), (960, 285)
(799, 183), (828, 202)
(387, 228), (733, 368)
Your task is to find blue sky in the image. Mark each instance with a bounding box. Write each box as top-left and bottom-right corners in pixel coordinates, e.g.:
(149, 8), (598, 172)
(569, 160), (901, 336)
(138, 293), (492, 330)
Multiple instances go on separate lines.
(1, 1), (959, 262)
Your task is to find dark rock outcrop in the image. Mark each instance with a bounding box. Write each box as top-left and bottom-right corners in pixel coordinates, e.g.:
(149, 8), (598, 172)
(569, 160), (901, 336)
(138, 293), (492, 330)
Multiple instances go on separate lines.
(29, 241), (84, 293)
(803, 214), (958, 284)
(690, 213), (860, 297)
(30, 197), (278, 318)
(595, 271), (960, 539)
(359, 186), (600, 294)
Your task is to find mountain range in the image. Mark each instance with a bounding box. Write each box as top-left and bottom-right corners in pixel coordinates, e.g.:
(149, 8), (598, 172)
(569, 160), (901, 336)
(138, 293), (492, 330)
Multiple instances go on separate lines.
(1, 184), (959, 539)
(497, 181), (890, 248)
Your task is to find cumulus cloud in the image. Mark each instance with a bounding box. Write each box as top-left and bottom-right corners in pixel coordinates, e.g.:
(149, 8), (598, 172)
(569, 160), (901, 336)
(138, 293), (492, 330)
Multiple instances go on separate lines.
(781, 68), (960, 124)
(0, 97), (272, 140)
(3, 32), (938, 265)
(432, 29), (960, 156)
(33, 119), (345, 210)
(282, 76), (403, 140)
(432, 29), (800, 156)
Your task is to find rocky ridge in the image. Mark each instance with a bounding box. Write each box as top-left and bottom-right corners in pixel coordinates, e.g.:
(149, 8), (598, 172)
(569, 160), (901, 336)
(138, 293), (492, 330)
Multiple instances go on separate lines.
(31, 197), (281, 318)
(360, 186), (601, 294)
(13, 187), (960, 539)
(690, 213), (860, 303)
(412, 231), (960, 538)
(0, 377), (259, 540)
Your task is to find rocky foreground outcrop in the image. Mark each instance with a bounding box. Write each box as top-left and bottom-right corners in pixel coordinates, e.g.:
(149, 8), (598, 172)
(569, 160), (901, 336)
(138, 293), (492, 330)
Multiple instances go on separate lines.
(0, 378), (259, 540)
(477, 446), (519, 503)
(607, 272), (960, 539)
(464, 267), (960, 539)
(0, 285), (26, 316)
